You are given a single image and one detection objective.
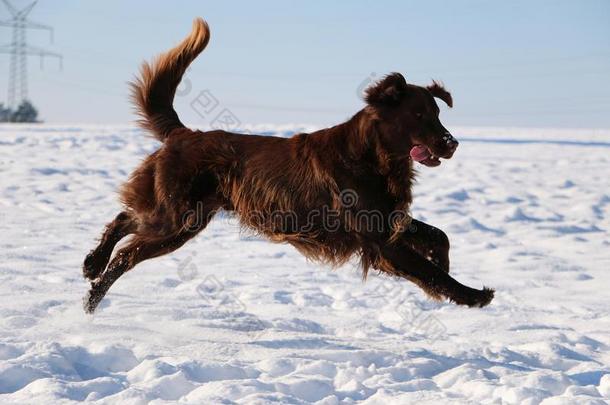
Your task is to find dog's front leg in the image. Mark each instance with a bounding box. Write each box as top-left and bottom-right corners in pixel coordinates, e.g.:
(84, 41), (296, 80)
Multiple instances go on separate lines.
(380, 242), (494, 307)
(402, 219), (450, 273)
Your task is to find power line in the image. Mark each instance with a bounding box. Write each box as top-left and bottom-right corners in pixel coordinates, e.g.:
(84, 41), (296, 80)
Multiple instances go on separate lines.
(0, 0), (62, 109)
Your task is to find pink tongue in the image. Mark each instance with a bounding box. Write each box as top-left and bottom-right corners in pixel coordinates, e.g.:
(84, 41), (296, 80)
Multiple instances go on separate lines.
(410, 145), (431, 162)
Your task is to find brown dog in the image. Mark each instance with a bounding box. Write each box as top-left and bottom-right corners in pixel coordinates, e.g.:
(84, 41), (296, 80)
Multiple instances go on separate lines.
(82, 18), (494, 313)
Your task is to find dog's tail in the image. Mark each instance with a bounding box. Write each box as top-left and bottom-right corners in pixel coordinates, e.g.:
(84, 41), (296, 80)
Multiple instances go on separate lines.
(130, 18), (210, 142)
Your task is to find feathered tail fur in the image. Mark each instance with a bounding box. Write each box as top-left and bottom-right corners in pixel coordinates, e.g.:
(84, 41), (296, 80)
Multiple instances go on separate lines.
(130, 18), (210, 142)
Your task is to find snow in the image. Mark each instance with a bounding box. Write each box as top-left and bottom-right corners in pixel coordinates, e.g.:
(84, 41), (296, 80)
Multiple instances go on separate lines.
(0, 124), (609, 404)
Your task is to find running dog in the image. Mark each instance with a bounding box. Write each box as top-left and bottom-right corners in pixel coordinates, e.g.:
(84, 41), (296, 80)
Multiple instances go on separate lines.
(82, 18), (494, 313)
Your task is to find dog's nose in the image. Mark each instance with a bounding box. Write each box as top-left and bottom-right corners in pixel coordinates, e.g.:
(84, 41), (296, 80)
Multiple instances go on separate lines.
(443, 133), (459, 150)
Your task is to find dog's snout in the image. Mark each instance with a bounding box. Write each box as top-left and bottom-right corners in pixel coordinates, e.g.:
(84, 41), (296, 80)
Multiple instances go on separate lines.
(449, 139), (458, 151)
(442, 132), (459, 150)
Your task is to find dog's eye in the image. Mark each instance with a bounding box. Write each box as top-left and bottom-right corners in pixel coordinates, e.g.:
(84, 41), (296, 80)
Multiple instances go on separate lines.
(415, 112), (423, 120)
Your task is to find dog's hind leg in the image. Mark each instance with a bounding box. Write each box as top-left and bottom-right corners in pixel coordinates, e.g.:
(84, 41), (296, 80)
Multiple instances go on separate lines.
(380, 241), (494, 308)
(403, 219), (450, 273)
(83, 205), (218, 313)
(83, 211), (137, 280)
(84, 229), (202, 313)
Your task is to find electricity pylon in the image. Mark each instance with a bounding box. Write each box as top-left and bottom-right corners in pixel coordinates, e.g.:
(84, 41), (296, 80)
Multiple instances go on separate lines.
(0, 0), (62, 109)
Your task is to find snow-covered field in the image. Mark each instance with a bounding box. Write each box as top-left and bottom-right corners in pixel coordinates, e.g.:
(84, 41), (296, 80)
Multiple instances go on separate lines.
(0, 124), (609, 404)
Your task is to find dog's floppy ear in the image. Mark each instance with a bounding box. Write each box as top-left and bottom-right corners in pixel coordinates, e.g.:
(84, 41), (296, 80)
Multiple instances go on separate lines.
(427, 80), (453, 108)
(365, 73), (408, 106)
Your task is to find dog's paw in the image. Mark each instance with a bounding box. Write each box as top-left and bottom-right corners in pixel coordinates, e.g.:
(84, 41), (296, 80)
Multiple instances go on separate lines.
(451, 287), (495, 308)
(471, 287), (494, 308)
(83, 288), (102, 314)
(82, 252), (102, 280)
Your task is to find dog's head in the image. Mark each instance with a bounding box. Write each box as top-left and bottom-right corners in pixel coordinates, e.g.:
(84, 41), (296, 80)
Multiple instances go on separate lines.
(364, 73), (457, 167)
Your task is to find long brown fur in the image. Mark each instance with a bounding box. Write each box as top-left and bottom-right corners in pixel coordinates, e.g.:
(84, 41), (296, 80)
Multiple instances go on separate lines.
(82, 18), (494, 313)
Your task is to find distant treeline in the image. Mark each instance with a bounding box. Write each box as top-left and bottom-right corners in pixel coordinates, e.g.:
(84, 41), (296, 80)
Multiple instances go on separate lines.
(0, 101), (39, 123)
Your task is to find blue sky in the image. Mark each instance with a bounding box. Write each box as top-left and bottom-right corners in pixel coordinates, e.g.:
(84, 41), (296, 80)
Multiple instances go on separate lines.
(1, 0), (609, 127)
